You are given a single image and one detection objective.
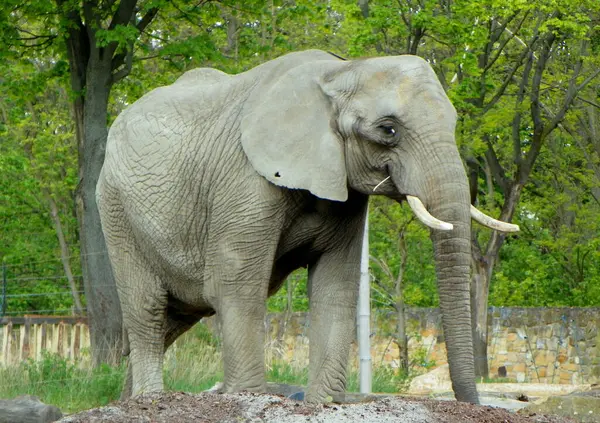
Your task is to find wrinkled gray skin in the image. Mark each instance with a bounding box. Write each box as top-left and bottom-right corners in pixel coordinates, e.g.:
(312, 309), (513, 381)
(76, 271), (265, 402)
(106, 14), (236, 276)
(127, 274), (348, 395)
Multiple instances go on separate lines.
(97, 50), (478, 404)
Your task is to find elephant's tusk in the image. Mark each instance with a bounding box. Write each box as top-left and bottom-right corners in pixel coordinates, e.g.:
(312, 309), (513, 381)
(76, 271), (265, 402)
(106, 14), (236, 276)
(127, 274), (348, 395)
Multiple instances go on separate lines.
(373, 176), (391, 192)
(406, 195), (454, 231)
(470, 206), (520, 232)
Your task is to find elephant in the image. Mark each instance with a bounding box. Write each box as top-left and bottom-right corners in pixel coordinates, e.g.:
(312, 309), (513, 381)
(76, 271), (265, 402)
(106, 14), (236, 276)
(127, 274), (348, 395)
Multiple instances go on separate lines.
(96, 49), (518, 404)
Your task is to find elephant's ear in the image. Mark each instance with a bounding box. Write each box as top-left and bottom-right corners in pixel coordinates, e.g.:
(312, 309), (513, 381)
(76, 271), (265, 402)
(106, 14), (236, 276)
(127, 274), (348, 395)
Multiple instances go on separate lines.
(241, 63), (348, 202)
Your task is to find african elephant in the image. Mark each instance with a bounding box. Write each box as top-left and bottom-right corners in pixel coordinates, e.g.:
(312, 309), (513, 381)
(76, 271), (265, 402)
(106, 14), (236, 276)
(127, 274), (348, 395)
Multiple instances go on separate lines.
(96, 49), (518, 404)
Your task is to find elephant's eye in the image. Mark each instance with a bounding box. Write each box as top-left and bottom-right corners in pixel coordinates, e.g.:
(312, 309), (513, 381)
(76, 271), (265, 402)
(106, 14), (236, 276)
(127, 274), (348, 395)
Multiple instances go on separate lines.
(379, 125), (396, 136)
(369, 117), (400, 146)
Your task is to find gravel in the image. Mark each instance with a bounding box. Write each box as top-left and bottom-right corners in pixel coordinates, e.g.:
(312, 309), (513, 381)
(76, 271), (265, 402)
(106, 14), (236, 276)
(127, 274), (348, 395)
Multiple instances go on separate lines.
(57, 391), (576, 423)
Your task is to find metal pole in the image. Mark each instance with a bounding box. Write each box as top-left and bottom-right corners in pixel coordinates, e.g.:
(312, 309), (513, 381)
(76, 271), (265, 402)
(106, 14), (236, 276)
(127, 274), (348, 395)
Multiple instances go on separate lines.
(1, 261), (6, 318)
(358, 204), (372, 393)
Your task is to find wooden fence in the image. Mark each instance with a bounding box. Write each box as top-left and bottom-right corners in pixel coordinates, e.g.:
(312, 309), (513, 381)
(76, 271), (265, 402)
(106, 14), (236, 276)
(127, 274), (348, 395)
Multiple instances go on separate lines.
(0, 316), (90, 366)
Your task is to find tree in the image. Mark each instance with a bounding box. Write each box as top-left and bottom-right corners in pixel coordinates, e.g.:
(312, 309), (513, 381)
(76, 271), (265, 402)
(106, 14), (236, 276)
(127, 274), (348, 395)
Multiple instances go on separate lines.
(2, 0), (171, 364)
(455, 0), (600, 378)
(370, 201), (414, 372)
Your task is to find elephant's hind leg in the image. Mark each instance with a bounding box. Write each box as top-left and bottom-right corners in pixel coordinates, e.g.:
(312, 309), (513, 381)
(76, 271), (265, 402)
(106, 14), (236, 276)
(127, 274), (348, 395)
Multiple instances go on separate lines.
(107, 236), (168, 396)
(99, 181), (168, 396)
(121, 311), (201, 399)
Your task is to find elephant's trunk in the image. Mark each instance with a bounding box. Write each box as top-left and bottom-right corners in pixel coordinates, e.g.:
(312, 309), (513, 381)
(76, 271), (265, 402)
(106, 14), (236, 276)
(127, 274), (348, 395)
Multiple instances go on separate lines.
(426, 150), (479, 404)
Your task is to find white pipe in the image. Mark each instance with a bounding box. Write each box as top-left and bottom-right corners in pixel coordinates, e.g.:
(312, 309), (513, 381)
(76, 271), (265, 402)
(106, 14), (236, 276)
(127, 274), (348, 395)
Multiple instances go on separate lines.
(358, 204), (372, 394)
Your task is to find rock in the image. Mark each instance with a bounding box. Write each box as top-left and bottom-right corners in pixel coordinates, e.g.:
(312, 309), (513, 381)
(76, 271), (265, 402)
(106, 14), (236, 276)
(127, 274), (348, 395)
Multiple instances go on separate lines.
(408, 364), (451, 394)
(520, 395), (600, 423)
(0, 395), (62, 423)
(568, 387), (600, 397)
(205, 381), (223, 392)
(265, 382), (304, 398)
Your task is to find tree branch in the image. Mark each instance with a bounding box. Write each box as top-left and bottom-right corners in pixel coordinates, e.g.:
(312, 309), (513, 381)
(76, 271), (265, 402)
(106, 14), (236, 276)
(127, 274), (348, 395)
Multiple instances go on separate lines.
(137, 7), (159, 33)
(110, 6), (159, 81)
(484, 139), (509, 194)
(484, 12), (529, 73)
(529, 31), (556, 138)
(511, 50), (534, 168)
(111, 45), (133, 83)
(545, 64), (600, 138)
(109, 0), (138, 30)
(482, 41), (532, 114)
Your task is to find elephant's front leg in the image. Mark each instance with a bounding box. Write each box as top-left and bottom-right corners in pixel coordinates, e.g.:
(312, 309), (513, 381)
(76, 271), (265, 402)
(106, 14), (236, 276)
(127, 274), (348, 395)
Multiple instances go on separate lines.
(305, 222), (364, 403)
(207, 235), (277, 393)
(220, 288), (268, 392)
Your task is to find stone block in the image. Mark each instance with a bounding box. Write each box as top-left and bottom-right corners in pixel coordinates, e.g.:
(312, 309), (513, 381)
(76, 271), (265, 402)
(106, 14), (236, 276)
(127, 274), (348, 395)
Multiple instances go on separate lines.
(563, 362), (581, 372)
(546, 337), (559, 352)
(0, 395), (62, 423)
(512, 362), (526, 373)
(507, 352), (519, 362)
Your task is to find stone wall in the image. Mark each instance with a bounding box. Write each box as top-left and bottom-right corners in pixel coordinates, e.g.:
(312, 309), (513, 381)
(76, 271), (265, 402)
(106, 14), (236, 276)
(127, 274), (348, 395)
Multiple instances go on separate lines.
(207, 307), (600, 385)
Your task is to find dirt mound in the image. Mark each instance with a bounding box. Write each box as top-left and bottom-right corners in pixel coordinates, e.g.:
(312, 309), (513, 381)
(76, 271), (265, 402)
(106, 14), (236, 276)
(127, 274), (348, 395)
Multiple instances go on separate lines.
(58, 391), (575, 423)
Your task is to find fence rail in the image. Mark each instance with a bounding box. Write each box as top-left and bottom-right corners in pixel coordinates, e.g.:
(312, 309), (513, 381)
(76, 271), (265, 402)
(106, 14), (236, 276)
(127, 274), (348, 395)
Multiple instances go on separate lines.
(1, 316), (90, 366)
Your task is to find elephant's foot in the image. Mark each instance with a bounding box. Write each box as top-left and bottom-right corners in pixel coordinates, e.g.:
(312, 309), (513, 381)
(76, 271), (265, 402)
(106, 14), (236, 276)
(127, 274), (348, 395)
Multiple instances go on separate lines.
(131, 384), (164, 397)
(130, 363), (165, 397)
(304, 386), (344, 404)
(120, 361), (133, 401)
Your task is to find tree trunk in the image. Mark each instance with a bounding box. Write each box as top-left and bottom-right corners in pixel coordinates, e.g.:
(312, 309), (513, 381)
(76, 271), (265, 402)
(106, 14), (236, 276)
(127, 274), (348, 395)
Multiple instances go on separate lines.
(75, 57), (123, 366)
(226, 14), (239, 61)
(48, 195), (84, 315)
(65, 25), (123, 365)
(470, 257), (492, 380)
(395, 297), (408, 372)
(357, 0), (369, 19)
(470, 182), (522, 379)
(57, 0), (160, 366)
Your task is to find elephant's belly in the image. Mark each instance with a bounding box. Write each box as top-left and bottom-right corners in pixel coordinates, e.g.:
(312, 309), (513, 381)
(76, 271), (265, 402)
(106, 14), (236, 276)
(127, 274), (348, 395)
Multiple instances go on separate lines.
(133, 220), (212, 309)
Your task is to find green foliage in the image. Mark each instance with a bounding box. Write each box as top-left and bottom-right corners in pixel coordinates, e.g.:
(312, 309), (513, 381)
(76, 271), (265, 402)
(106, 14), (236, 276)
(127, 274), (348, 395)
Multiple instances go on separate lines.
(1, 0), (600, 317)
(491, 134), (600, 306)
(410, 343), (437, 370)
(370, 198), (438, 308)
(267, 269), (309, 313)
(267, 361), (308, 386)
(0, 352), (124, 413)
(267, 361), (411, 394)
(346, 365), (411, 394)
(164, 323), (223, 392)
(0, 54), (80, 315)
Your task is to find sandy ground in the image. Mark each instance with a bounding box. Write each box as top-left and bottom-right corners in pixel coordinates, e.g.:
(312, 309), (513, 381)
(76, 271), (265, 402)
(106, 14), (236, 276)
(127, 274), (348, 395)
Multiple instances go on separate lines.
(57, 391), (575, 423)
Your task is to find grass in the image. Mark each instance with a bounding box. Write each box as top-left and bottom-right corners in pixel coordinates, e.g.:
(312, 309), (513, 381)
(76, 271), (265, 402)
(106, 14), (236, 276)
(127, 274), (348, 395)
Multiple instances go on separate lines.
(0, 353), (124, 413)
(0, 324), (413, 413)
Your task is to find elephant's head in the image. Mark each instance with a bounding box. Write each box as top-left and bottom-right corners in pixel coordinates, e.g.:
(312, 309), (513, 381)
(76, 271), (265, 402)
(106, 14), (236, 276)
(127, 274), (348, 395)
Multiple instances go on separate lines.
(241, 52), (517, 403)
